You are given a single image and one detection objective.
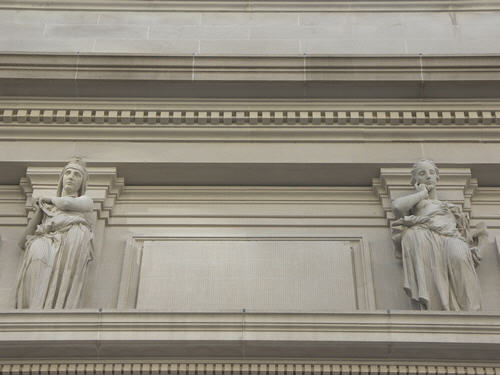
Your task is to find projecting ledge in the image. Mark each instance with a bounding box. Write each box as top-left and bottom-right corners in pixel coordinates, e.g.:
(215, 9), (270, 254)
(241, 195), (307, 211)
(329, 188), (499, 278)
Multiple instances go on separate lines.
(2, 54), (500, 99)
(0, 311), (498, 361)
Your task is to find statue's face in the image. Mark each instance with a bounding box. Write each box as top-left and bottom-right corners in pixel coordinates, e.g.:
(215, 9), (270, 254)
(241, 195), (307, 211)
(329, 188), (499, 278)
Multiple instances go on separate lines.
(62, 167), (83, 196)
(414, 161), (438, 188)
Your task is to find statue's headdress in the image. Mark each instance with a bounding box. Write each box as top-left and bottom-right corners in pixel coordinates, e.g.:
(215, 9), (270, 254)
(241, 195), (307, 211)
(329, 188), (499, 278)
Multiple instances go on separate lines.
(56, 157), (88, 197)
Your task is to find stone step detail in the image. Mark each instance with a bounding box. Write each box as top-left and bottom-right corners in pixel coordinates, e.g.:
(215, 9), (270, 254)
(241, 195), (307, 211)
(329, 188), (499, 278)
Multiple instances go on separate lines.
(1, 109), (500, 126)
(0, 363), (497, 375)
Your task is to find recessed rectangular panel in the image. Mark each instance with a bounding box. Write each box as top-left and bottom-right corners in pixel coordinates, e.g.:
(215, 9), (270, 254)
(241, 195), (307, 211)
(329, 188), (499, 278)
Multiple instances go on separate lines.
(137, 240), (356, 311)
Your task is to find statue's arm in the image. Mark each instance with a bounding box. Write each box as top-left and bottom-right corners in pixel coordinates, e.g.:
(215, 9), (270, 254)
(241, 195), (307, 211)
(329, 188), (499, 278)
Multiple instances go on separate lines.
(392, 189), (428, 218)
(52, 195), (94, 212)
(17, 203), (43, 249)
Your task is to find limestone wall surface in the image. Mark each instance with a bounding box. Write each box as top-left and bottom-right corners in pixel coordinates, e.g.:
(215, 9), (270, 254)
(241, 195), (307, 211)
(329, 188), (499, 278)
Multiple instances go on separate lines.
(0, 9), (500, 55)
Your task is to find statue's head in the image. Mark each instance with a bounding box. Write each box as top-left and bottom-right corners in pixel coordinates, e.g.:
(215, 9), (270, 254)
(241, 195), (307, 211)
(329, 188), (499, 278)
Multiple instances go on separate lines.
(410, 159), (439, 188)
(57, 157), (88, 197)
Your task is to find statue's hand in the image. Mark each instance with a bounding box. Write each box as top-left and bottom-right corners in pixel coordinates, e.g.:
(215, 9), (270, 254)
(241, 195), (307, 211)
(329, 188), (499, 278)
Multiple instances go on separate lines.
(17, 237), (26, 250)
(33, 201), (41, 211)
(414, 183), (429, 198)
(31, 201), (43, 219)
(393, 215), (429, 227)
(38, 197), (53, 205)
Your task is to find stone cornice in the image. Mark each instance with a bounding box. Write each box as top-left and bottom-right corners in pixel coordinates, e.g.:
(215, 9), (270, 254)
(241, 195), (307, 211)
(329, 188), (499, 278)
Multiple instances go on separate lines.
(1, 0), (500, 12)
(0, 311), (498, 362)
(1, 54), (500, 99)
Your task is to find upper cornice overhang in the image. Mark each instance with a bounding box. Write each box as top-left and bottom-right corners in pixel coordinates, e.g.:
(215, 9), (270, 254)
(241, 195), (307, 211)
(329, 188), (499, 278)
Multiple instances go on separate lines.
(0, 311), (499, 362)
(2, 0), (500, 12)
(1, 54), (500, 100)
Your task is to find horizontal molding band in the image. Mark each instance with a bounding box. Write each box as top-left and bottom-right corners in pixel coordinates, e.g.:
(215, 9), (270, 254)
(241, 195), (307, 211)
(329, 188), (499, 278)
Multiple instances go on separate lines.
(3, 54), (500, 80)
(2, 99), (500, 111)
(0, 311), (499, 361)
(4, 127), (500, 143)
(2, 54), (500, 99)
(2, 0), (500, 12)
(0, 363), (497, 375)
(106, 217), (388, 227)
(118, 186), (378, 201)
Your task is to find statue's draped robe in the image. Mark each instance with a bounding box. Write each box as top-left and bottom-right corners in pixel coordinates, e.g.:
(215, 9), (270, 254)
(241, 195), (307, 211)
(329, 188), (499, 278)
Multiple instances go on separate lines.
(15, 197), (94, 309)
(392, 201), (481, 311)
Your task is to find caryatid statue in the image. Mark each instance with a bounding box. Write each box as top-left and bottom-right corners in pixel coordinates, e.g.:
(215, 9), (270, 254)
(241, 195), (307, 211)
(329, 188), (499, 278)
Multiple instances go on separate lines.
(391, 159), (483, 311)
(15, 158), (95, 309)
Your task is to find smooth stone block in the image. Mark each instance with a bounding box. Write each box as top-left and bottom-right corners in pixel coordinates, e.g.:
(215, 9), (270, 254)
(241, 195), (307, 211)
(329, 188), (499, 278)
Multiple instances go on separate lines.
(94, 39), (200, 54)
(301, 39), (406, 54)
(0, 23), (44, 40)
(201, 12), (298, 26)
(45, 24), (148, 40)
(200, 40), (300, 55)
(0, 10), (99, 25)
(401, 12), (456, 39)
(0, 39), (95, 53)
(150, 25), (249, 40)
(299, 12), (353, 26)
(250, 25), (348, 40)
(137, 239), (356, 312)
(99, 12), (201, 25)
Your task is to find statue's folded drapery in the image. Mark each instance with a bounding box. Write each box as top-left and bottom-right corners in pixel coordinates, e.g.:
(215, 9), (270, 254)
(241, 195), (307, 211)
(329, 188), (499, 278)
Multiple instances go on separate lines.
(15, 199), (94, 309)
(392, 201), (481, 311)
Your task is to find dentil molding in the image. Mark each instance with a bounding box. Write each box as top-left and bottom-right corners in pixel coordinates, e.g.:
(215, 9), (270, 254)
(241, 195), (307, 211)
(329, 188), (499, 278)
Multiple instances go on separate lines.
(1, 108), (500, 126)
(0, 363), (497, 375)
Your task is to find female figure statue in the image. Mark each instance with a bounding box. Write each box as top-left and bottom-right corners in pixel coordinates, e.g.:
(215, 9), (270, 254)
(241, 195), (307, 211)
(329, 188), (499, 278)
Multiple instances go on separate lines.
(392, 159), (481, 311)
(15, 158), (94, 309)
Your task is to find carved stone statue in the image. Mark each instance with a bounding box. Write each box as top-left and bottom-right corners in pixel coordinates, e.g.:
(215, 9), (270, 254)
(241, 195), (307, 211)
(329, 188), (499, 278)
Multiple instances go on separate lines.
(391, 159), (482, 311)
(15, 158), (94, 309)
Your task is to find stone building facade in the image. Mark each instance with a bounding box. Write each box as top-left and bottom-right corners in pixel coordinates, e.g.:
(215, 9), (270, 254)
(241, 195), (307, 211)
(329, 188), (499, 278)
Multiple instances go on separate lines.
(0, 0), (499, 373)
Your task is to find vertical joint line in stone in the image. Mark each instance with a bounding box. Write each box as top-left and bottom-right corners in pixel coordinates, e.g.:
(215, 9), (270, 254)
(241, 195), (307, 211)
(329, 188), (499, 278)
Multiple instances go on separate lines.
(192, 54), (195, 81)
(418, 54), (424, 98)
(303, 55), (306, 82)
(75, 53), (80, 81)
